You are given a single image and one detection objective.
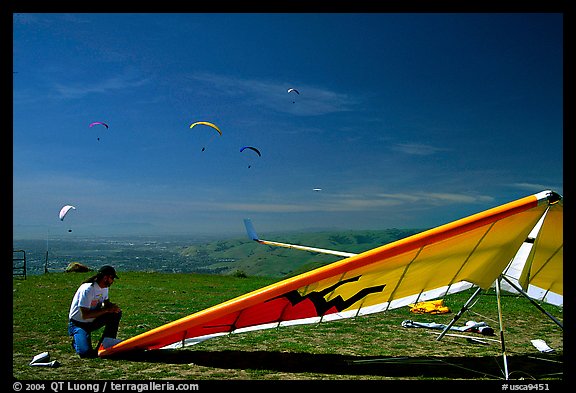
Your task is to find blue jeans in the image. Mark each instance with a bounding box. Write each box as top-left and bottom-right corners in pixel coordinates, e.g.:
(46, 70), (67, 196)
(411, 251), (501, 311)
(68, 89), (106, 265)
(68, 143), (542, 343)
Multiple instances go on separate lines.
(68, 311), (122, 358)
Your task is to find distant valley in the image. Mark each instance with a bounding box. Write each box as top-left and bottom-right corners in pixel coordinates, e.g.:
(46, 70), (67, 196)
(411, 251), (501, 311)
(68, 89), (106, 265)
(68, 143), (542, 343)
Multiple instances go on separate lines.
(13, 228), (424, 278)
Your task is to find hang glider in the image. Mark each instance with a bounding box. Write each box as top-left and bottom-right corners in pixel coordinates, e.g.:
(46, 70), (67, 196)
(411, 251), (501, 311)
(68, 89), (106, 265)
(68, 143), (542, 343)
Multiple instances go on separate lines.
(500, 197), (563, 306)
(98, 190), (562, 357)
(245, 203), (564, 308)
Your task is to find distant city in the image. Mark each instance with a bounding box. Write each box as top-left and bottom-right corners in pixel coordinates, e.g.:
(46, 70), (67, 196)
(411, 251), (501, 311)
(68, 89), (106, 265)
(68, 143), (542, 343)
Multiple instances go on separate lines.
(12, 235), (231, 276)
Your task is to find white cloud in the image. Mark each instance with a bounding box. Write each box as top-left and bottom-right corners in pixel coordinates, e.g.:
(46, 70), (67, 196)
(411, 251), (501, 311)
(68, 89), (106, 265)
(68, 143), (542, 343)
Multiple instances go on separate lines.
(186, 190), (495, 214)
(52, 75), (150, 100)
(186, 72), (357, 116)
(508, 182), (561, 193)
(391, 143), (450, 156)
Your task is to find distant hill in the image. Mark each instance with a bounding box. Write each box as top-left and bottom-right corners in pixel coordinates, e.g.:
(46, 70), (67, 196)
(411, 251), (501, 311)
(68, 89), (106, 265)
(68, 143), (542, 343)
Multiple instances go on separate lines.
(179, 228), (425, 278)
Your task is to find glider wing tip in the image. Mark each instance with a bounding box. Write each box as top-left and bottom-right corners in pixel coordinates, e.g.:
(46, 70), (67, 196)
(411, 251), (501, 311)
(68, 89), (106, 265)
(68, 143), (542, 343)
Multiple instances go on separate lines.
(243, 218), (259, 241)
(548, 191), (562, 204)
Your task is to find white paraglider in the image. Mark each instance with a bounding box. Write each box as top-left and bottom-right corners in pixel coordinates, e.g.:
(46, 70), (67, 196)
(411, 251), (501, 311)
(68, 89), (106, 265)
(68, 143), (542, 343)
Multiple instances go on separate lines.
(287, 88), (300, 104)
(59, 205), (76, 232)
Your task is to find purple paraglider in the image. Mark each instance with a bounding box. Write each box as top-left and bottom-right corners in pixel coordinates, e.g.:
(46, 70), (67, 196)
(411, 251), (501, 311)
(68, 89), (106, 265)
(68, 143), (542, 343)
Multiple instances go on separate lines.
(89, 121), (109, 141)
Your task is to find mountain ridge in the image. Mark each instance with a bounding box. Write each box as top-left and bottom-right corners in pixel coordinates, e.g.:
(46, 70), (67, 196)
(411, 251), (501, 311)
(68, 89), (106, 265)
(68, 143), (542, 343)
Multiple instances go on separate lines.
(180, 227), (425, 278)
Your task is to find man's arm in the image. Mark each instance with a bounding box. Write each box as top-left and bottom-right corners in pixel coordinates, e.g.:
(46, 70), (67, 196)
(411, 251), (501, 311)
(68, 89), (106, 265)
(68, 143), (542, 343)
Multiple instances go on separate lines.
(80, 302), (121, 320)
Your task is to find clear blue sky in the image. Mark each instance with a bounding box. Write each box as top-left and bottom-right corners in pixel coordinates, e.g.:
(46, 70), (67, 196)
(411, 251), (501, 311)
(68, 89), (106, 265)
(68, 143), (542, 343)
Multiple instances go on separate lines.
(12, 12), (563, 239)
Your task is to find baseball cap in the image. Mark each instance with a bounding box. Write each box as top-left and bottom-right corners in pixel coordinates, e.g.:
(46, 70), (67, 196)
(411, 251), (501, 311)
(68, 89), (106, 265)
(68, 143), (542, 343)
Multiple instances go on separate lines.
(98, 265), (119, 279)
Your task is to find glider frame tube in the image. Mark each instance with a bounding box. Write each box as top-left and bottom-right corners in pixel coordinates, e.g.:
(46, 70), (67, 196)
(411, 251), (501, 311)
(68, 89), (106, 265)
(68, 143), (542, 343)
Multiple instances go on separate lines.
(500, 275), (563, 329)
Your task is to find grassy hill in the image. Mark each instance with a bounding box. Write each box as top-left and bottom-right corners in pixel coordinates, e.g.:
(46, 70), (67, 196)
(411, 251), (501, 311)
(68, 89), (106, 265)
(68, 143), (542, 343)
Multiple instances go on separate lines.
(12, 271), (563, 381)
(179, 228), (423, 277)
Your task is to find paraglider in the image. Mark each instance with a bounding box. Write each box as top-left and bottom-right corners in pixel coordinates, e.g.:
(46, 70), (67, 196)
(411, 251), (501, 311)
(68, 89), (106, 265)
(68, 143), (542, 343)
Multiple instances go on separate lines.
(59, 205), (76, 232)
(89, 122), (109, 141)
(189, 121), (222, 151)
(240, 146), (261, 168)
(287, 88), (300, 103)
(89, 122), (109, 129)
(240, 146), (261, 157)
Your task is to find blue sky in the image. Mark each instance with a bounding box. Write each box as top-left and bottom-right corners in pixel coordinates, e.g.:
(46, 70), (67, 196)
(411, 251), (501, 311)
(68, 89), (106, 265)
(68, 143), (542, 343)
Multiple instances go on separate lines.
(12, 12), (563, 239)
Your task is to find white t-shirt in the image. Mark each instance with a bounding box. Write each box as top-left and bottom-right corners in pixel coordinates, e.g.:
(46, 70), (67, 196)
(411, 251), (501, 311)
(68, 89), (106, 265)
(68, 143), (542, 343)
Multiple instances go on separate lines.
(68, 282), (109, 323)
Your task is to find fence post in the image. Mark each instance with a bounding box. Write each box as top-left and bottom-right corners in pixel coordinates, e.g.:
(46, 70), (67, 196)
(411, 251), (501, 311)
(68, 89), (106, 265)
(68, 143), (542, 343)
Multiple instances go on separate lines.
(13, 249), (27, 279)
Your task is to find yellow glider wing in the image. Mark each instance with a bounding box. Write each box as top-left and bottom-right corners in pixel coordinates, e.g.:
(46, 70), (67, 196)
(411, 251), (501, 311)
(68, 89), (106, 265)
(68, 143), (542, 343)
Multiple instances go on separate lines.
(98, 190), (560, 357)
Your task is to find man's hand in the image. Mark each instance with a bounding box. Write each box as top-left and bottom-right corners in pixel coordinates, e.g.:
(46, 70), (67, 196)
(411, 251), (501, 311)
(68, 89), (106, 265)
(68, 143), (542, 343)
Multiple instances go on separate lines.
(103, 301), (121, 313)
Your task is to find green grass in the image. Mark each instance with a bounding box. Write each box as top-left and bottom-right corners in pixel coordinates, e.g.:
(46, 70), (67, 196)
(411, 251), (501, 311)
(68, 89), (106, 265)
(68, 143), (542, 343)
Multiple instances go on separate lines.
(13, 272), (563, 381)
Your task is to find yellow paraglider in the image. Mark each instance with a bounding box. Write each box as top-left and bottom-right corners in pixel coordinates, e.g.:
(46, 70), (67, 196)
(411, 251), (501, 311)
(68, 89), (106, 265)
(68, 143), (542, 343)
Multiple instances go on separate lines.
(189, 121), (222, 135)
(189, 121), (222, 152)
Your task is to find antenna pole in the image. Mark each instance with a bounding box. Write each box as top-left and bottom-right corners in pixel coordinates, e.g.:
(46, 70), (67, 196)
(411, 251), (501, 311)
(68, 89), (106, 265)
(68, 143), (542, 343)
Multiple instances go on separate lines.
(495, 277), (509, 380)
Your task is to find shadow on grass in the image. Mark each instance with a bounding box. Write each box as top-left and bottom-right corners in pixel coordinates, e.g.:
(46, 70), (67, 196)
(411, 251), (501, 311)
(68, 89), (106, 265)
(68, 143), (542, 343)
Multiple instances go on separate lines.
(108, 349), (563, 380)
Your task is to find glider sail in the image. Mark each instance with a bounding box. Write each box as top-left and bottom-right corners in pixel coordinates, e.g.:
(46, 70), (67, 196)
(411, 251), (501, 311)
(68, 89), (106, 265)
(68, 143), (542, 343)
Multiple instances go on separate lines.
(500, 198), (563, 306)
(239, 146), (261, 157)
(189, 121), (222, 136)
(59, 205), (76, 221)
(89, 121), (109, 129)
(98, 190), (562, 357)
